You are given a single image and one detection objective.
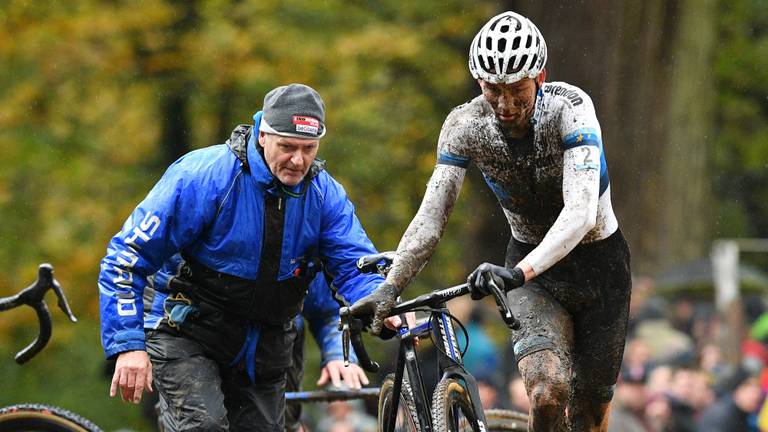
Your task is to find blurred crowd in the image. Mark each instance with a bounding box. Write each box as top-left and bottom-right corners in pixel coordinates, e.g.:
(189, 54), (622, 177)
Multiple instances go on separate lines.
(299, 275), (768, 432)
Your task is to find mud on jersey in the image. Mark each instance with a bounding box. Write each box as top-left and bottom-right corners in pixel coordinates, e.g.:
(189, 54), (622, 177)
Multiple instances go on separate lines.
(437, 81), (618, 245)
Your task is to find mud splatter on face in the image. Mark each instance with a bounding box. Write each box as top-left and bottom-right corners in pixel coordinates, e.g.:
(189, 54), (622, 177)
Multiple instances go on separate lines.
(478, 79), (537, 139)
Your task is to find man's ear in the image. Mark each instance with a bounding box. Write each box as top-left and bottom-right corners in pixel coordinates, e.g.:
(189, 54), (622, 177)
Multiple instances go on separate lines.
(258, 131), (266, 147)
(536, 68), (547, 87)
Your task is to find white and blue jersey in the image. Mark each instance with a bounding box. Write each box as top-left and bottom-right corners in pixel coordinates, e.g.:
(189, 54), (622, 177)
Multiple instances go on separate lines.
(386, 81), (618, 286)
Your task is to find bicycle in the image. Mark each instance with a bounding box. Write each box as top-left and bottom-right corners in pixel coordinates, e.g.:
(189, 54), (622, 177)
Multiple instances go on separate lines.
(0, 263), (103, 432)
(337, 252), (529, 432)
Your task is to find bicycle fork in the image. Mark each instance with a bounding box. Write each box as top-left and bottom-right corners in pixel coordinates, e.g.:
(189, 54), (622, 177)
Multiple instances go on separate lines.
(433, 309), (488, 432)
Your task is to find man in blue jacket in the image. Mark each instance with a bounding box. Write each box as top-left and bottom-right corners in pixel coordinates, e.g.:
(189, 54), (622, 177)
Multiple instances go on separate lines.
(99, 84), (384, 431)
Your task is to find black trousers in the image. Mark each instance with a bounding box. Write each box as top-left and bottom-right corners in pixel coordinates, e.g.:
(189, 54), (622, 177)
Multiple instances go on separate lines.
(146, 330), (286, 432)
(283, 323), (305, 431)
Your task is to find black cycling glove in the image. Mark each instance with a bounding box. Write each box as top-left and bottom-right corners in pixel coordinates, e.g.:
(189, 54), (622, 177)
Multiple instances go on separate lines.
(466, 263), (525, 300)
(347, 282), (400, 336)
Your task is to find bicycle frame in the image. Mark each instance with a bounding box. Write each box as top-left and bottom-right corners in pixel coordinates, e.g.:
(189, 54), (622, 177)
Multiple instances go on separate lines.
(385, 307), (487, 432)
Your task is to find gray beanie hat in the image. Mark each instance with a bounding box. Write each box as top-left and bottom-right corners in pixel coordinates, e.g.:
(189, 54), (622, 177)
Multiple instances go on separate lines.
(260, 83), (326, 139)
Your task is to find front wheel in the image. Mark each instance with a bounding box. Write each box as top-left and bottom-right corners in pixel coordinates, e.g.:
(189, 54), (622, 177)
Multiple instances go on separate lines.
(378, 373), (421, 432)
(0, 403), (103, 432)
(431, 378), (480, 432)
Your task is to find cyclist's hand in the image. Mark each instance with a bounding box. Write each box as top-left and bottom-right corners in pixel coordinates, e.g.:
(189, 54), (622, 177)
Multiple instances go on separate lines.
(467, 263), (525, 300)
(384, 312), (420, 345)
(111, 350), (153, 404)
(318, 360), (370, 390)
(348, 282), (400, 336)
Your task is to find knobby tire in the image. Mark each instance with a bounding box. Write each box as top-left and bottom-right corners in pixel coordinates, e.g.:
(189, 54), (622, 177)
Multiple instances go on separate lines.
(431, 378), (480, 432)
(378, 373), (421, 432)
(0, 403), (103, 432)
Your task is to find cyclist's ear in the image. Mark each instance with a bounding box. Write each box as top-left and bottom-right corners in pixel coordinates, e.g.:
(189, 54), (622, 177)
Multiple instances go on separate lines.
(536, 69), (547, 87)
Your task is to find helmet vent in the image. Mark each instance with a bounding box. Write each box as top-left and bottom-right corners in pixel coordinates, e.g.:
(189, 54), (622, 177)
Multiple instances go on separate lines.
(508, 55), (528, 74)
(512, 36), (520, 50)
(486, 37), (493, 50)
(478, 55), (489, 72)
(498, 38), (507, 52)
(500, 25), (510, 33)
(526, 35), (532, 48)
(486, 57), (497, 73)
(489, 16), (503, 31)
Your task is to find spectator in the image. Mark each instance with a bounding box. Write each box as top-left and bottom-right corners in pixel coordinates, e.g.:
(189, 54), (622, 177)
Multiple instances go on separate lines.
(660, 366), (712, 432)
(315, 397), (376, 432)
(698, 366), (762, 432)
(476, 377), (500, 410)
(622, 338), (652, 384)
(607, 369), (649, 432)
(508, 375), (530, 414)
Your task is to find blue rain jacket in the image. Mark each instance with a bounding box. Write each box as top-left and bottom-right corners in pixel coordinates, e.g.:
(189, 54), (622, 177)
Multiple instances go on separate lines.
(297, 274), (358, 366)
(99, 112), (383, 359)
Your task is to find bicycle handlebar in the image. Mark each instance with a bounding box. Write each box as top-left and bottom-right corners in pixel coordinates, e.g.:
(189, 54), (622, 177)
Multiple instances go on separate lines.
(0, 264), (77, 364)
(340, 252), (521, 371)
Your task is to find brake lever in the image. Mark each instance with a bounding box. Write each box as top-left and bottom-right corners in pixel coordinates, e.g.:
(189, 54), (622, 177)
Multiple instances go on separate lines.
(486, 277), (521, 330)
(339, 306), (380, 373)
(50, 269), (77, 323)
(340, 311), (351, 367)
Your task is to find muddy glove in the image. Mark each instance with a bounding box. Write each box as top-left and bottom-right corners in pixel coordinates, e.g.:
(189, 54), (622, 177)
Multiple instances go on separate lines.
(347, 282), (400, 336)
(467, 263), (525, 300)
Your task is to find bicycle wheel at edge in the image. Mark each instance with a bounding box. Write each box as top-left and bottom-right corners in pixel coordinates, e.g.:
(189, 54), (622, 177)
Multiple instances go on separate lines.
(431, 378), (481, 432)
(0, 403), (103, 432)
(378, 373), (421, 432)
(483, 408), (529, 432)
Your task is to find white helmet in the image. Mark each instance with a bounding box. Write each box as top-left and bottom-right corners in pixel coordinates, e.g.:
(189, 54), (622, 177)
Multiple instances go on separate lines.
(469, 11), (547, 84)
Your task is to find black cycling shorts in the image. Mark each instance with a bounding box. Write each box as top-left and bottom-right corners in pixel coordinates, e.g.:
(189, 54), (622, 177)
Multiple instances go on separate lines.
(505, 229), (631, 394)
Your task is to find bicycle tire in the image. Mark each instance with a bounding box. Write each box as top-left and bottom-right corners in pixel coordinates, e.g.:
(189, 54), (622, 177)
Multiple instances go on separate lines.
(0, 403), (103, 432)
(378, 373), (421, 432)
(484, 409), (528, 432)
(431, 378), (480, 432)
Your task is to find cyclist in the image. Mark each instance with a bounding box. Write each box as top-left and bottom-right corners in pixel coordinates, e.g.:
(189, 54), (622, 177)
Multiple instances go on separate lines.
(99, 83), (387, 431)
(350, 11), (631, 432)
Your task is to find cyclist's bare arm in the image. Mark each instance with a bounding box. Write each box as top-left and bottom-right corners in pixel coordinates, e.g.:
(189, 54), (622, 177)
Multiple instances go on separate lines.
(385, 164), (466, 290)
(517, 145), (602, 276)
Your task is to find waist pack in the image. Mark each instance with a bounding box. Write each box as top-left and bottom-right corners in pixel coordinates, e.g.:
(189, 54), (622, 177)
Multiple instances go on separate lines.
(160, 255), (321, 379)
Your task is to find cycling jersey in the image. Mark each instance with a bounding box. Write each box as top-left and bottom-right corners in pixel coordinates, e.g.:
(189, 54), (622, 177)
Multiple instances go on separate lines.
(99, 112), (383, 359)
(387, 81), (618, 286)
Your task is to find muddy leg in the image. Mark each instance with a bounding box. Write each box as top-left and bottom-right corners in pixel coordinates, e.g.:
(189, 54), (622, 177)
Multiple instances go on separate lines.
(568, 397), (612, 432)
(518, 350), (570, 432)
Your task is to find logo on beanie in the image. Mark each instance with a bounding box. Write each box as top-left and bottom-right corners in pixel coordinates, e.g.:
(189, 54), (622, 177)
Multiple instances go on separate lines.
(292, 115), (320, 135)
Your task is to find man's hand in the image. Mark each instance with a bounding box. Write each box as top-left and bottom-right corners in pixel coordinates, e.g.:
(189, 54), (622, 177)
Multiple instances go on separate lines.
(110, 350), (153, 404)
(347, 282), (400, 335)
(467, 263), (525, 300)
(317, 360), (370, 390)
